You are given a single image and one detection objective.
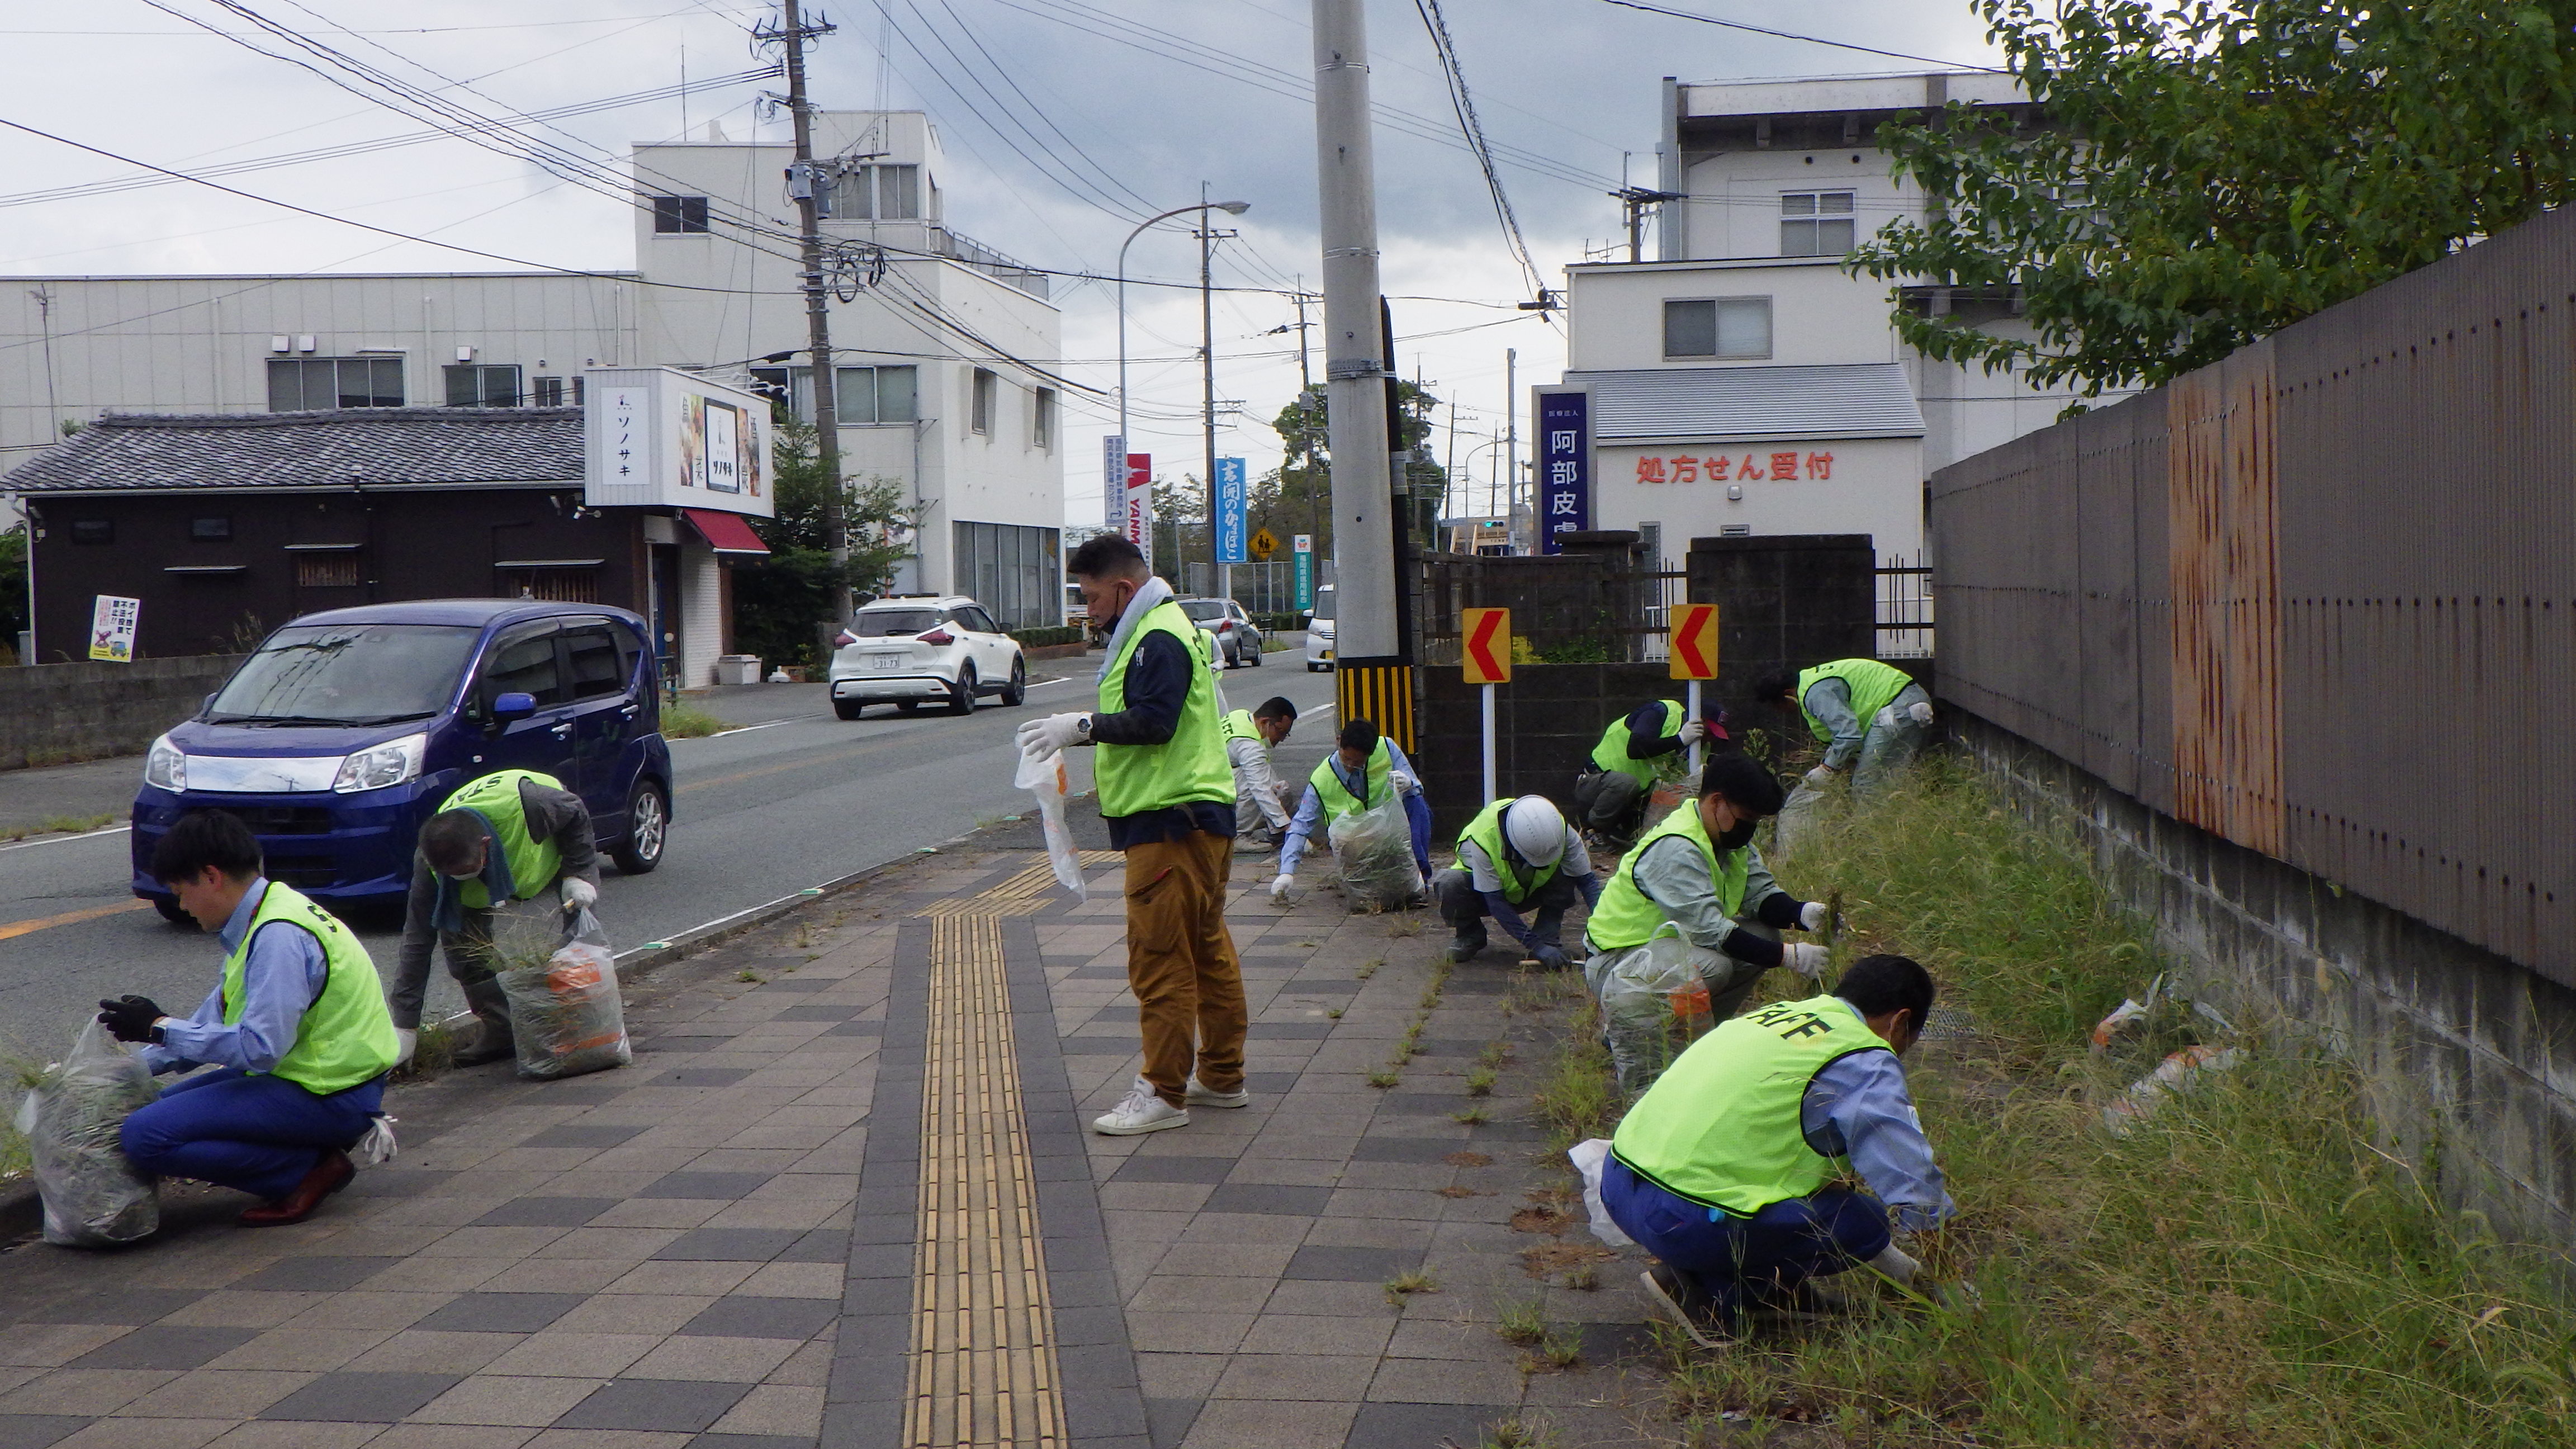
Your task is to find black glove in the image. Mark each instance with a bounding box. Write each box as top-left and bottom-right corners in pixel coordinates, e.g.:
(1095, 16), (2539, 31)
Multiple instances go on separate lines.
(97, 995), (168, 1044)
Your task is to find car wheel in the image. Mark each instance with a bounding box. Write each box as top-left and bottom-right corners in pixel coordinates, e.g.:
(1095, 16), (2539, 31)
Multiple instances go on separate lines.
(1249, 637), (1265, 666)
(611, 778), (668, 874)
(153, 898), (197, 928)
(1001, 655), (1027, 705)
(833, 698), (866, 721)
(949, 663), (977, 714)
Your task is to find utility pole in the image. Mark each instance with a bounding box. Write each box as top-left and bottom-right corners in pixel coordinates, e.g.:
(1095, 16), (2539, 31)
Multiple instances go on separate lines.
(774, 0), (847, 615)
(1313, 0), (1405, 740)
(1199, 180), (1223, 602)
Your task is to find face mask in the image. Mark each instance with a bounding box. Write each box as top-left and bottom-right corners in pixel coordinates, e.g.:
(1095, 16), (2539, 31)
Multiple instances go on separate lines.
(1715, 817), (1758, 851)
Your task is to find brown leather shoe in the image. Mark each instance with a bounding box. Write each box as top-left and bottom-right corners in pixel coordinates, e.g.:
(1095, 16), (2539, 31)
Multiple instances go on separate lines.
(238, 1148), (355, 1227)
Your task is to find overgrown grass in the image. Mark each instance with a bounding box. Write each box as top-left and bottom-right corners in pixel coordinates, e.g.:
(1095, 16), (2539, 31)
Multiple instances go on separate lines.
(1642, 755), (2576, 1446)
(0, 811), (118, 844)
(659, 703), (730, 740)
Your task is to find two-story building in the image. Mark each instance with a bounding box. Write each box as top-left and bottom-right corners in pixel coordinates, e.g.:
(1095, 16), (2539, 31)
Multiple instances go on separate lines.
(1540, 72), (2132, 584)
(1, 112), (1068, 670)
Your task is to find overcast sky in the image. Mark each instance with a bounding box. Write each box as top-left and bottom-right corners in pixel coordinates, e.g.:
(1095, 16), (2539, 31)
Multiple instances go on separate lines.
(0, 0), (2005, 524)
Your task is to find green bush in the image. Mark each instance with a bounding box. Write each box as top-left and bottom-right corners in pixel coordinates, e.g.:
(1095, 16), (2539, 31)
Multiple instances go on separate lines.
(1008, 625), (1088, 648)
(1252, 611), (1305, 633)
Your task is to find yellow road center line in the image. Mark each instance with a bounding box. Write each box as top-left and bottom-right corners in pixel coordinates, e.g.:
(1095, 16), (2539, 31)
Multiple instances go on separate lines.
(907, 866), (1066, 1447)
(0, 897), (154, 943)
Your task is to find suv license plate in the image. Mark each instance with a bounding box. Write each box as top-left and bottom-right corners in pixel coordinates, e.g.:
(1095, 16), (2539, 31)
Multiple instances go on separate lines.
(872, 655), (902, 671)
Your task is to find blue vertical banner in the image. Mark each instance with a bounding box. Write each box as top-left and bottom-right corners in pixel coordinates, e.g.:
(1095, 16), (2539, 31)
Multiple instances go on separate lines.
(1214, 456), (1248, 564)
(1536, 391), (1589, 555)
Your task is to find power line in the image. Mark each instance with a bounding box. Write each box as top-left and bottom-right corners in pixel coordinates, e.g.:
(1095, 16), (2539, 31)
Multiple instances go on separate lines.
(1412, 0), (1543, 302)
(1595, 1), (2006, 74)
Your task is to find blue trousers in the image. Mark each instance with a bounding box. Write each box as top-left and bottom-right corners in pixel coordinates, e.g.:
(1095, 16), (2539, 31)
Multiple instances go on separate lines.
(121, 1067), (383, 1202)
(1403, 792), (1434, 878)
(1603, 1154), (1890, 1313)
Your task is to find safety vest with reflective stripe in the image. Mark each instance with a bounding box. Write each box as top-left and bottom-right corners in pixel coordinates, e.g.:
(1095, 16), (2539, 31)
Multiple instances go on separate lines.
(439, 770), (564, 910)
(1612, 994), (1887, 1215)
(222, 881), (400, 1096)
(1584, 801), (1748, 952)
(1795, 660), (1916, 745)
(1220, 708), (1261, 745)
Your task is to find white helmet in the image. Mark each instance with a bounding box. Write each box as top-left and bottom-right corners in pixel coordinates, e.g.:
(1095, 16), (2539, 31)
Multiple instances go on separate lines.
(1501, 796), (1568, 869)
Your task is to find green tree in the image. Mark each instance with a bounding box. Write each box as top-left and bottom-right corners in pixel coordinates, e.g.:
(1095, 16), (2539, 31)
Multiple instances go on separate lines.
(1257, 382), (1448, 553)
(1851, 0), (2576, 396)
(732, 419), (920, 669)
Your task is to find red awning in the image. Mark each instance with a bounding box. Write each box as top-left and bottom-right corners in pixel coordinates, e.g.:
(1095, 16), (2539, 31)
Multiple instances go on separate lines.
(681, 508), (770, 556)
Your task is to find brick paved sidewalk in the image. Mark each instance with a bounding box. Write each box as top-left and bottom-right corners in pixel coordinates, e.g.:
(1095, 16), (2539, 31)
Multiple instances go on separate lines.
(1, 830), (1679, 1449)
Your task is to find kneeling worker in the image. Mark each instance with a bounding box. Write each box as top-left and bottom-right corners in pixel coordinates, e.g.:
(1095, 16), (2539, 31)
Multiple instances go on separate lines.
(390, 769), (602, 1067)
(1221, 696), (1299, 847)
(1584, 752), (1834, 1092)
(1434, 795), (1599, 968)
(1574, 698), (1724, 847)
(104, 811), (400, 1226)
(1754, 659), (1933, 797)
(1606, 954), (1954, 1345)
(1270, 718), (1434, 902)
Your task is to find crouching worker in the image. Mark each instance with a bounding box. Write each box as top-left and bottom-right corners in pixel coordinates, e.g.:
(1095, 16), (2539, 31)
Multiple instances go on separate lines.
(1584, 752), (1834, 1093)
(1436, 795), (1599, 968)
(1573, 697), (1726, 849)
(1269, 718), (1434, 903)
(1754, 659), (1931, 798)
(390, 769), (602, 1067)
(106, 811), (399, 1227)
(1607, 955), (1954, 1346)
(1221, 696), (1299, 849)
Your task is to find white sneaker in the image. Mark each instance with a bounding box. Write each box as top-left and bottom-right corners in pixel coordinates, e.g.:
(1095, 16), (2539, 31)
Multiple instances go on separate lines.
(1185, 1075), (1250, 1109)
(1093, 1076), (1189, 1135)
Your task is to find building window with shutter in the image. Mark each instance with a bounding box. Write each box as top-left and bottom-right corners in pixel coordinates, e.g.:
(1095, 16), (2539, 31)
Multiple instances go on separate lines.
(652, 195), (710, 233)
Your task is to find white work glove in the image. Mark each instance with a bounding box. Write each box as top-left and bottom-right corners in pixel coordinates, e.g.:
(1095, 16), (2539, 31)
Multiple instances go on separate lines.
(1390, 769), (1419, 796)
(560, 878), (598, 911)
(1798, 900), (1830, 932)
(394, 1028), (418, 1067)
(1908, 700), (1935, 726)
(1783, 943), (1832, 980)
(1269, 872), (1297, 903)
(1015, 713), (1092, 761)
(1802, 765), (1836, 788)
(1678, 718), (1709, 746)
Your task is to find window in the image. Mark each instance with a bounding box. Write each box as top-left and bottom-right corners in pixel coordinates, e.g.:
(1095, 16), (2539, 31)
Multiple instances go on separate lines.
(652, 195), (710, 234)
(71, 519), (112, 546)
(955, 606), (1000, 635)
(498, 566), (600, 603)
(951, 520), (1062, 629)
(1663, 298), (1773, 359)
(1031, 387), (1055, 451)
(267, 357), (405, 411)
(853, 607), (941, 637)
(210, 623), (481, 724)
(822, 164), (922, 221)
(561, 624), (627, 699)
(295, 553), (362, 589)
(479, 626), (566, 707)
(1780, 191), (1856, 256)
(191, 517), (231, 542)
(444, 364), (523, 407)
(970, 368), (997, 435)
(749, 364), (919, 425)
(532, 376), (566, 407)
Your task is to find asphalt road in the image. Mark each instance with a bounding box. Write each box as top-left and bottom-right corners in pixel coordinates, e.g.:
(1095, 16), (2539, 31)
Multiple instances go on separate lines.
(0, 651), (1338, 1058)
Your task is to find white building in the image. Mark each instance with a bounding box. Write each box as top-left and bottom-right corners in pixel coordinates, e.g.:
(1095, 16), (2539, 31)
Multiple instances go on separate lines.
(1542, 72), (2132, 578)
(1, 111), (1067, 634)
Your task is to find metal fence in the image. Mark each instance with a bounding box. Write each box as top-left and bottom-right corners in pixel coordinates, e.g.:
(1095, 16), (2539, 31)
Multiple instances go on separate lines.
(1876, 555), (1934, 660)
(1930, 203), (2576, 987)
(1176, 560), (1304, 617)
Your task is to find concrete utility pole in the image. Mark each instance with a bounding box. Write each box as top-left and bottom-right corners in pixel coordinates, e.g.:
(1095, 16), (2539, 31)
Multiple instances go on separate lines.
(1199, 181), (1222, 600)
(776, 0), (848, 616)
(1311, 0), (1404, 733)
(1503, 347), (1517, 552)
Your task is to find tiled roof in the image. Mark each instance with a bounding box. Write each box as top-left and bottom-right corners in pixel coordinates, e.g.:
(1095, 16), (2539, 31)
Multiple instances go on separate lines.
(1563, 363), (1926, 442)
(1, 408), (585, 493)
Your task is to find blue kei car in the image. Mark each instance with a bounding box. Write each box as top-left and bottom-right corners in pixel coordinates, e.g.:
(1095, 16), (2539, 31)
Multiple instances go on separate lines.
(131, 599), (675, 922)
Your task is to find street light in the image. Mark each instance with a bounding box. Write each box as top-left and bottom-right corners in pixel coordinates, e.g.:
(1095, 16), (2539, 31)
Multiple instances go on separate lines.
(1119, 199), (1249, 583)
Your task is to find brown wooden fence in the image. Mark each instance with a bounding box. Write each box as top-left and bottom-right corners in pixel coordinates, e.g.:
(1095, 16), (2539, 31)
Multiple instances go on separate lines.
(1931, 203), (2576, 988)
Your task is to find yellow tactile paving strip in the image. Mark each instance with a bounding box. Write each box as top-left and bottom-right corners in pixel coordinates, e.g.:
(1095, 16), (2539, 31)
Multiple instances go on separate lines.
(917, 851), (1120, 918)
(903, 858), (1081, 1447)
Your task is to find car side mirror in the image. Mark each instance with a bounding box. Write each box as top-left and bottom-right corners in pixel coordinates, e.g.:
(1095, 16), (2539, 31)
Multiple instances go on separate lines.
(493, 692), (537, 724)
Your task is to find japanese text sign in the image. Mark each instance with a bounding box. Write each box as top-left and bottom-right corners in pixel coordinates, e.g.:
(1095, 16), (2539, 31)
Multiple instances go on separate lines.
(1536, 391), (1589, 555)
(1215, 457), (1248, 564)
(88, 595), (140, 663)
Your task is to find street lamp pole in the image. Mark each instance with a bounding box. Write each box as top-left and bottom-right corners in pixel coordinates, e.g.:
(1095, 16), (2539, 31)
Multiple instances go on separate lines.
(1119, 197), (1249, 581)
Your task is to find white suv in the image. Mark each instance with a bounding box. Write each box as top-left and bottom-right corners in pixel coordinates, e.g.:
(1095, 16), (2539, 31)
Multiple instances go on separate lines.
(828, 595), (1028, 720)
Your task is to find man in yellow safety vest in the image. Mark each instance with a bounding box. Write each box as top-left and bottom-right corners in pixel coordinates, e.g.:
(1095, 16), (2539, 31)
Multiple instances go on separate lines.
(100, 810), (400, 1226)
(1754, 659), (1933, 797)
(1604, 954), (1955, 1346)
(1219, 696), (1300, 848)
(1572, 698), (1727, 849)
(1017, 534), (1249, 1137)
(391, 769), (603, 1067)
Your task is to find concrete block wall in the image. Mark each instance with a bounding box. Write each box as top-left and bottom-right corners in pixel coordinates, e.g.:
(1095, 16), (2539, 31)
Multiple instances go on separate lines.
(1417, 662), (1682, 836)
(1957, 712), (2576, 1249)
(0, 654), (244, 771)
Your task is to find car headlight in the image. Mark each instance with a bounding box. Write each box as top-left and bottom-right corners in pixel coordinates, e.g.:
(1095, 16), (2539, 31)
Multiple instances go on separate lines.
(144, 734), (187, 793)
(333, 733), (427, 794)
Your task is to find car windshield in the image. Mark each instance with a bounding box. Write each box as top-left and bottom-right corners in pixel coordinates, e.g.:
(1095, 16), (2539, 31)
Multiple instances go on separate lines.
(855, 608), (941, 637)
(1308, 590), (1334, 621)
(1179, 601), (1228, 622)
(207, 623), (480, 725)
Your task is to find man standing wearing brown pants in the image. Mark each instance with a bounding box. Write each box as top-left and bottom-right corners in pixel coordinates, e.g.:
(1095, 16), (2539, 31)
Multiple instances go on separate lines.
(1017, 534), (1249, 1134)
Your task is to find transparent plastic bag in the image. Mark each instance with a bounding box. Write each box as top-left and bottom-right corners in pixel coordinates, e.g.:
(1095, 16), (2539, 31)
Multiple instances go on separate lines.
(498, 906), (631, 1080)
(1015, 748), (1087, 901)
(1770, 776), (1831, 862)
(1589, 926), (1732, 1096)
(1565, 1138), (1636, 1248)
(15, 1021), (161, 1247)
(1328, 794), (1418, 911)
